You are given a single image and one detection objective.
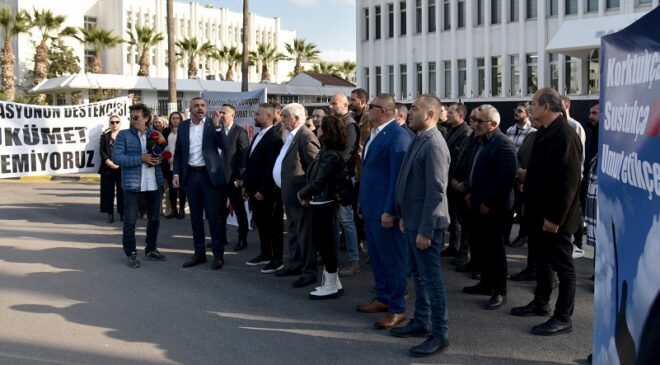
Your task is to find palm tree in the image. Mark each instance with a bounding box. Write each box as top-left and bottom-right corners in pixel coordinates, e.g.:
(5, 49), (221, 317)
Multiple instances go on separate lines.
(212, 46), (242, 81)
(241, 0), (249, 91)
(175, 37), (214, 79)
(126, 24), (163, 76)
(311, 61), (337, 75)
(0, 7), (30, 100)
(29, 9), (76, 87)
(74, 26), (122, 73)
(249, 42), (287, 83)
(166, 0), (176, 113)
(337, 60), (357, 81)
(284, 38), (319, 76)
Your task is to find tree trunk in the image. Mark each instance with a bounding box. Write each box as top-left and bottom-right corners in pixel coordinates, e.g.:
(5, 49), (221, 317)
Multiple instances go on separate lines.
(261, 64), (269, 83)
(137, 47), (150, 76)
(188, 57), (197, 79)
(2, 41), (15, 101)
(33, 40), (48, 85)
(91, 52), (102, 73)
(294, 59), (302, 75)
(241, 0), (249, 91)
(166, 0), (177, 114)
(225, 65), (234, 81)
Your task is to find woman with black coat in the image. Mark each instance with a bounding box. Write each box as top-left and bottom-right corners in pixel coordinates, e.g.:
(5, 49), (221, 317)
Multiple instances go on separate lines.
(99, 116), (124, 223)
(298, 115), (347, 300)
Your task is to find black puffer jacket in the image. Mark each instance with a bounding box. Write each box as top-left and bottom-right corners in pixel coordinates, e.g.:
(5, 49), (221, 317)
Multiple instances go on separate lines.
(297, 147), (345, 203)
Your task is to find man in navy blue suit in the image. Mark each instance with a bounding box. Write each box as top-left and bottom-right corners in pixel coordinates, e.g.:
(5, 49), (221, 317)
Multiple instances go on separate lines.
(173, 97), (229, 270)
(356, 93), (412, 330)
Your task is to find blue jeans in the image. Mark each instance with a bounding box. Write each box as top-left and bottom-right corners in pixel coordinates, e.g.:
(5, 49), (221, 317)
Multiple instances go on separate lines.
(334, 205), (359, 262)
(405, 228), (449, 339)
(122, 189), (161, 256)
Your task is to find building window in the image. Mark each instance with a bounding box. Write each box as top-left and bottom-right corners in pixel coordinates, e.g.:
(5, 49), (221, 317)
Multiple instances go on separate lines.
(400, 64), (408, 99)
(565, 56), (579, 94)
(510, 0), (519, 22)
(588, 49), (600, 94)
(429, 62), (437, 95)
(443, 0), (451, 30)
(491, 56), (502, 96)
(458, 0), (465, 28)
(428, 0), (436, 32)
(388, 65), (394, 95)
(84, 16), (97, 32)
(476, 0), (484, 25)
(376, 66), (382, 93)
(415, 63), (423, 96)
(526, 0), (537, 18)
(491, 0), (501, 24)
(364, 8), (369, 40)
(84, 50), (95, 72)
(638, 0), (652, 5)
(388, 3), (394, 37)
(400, 1), (407, 35)
(365, 67), (370, 95)
(548, 0), (558, 16)
(477, 58), (485, 96)
(526, 53), (538, 94)
(587, 0), (598, 12)
(443, 60), (451, 97)
(510, 55), (520, 96)
(550, 53), (560, 91)
(458, 59), (466, 97)
(375, 6), (382, 39)
(416, 0), (422, 33)
(565, 0), (577, 15)
(606, 0), (620, 9)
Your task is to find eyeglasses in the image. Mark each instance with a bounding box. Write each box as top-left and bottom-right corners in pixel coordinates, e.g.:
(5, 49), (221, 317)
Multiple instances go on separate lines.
(109, 120), (121, 125)
(474, 118), (492, 124)
(130, 115), (141, 121)
(368, 104), (385, 111)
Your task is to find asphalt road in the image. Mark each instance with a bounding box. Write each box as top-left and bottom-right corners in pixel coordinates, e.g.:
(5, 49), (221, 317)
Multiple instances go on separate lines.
(0, 180), (594, 365)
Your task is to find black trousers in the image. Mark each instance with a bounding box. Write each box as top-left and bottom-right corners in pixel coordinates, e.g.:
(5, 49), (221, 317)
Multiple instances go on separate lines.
(220, 183), (248, 241)
(249, 192), (283, 262)
(100, 170), (123, 215)
(471, 209), (509, 295)
(530, 230), (576, 322)
(163, 162), (186, 213)
(447, 189), (463, 250)
(310, 202), (339, 273)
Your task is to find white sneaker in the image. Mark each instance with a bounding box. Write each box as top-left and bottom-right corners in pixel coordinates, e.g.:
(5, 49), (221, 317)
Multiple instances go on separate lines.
(309, 269), (340, 299)
(572, 245), (585, 259)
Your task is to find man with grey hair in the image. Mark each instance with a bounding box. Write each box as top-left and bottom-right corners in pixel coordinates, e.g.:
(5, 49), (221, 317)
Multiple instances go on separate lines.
(461, 104), (517, 311)
(272, 103), (321, 288)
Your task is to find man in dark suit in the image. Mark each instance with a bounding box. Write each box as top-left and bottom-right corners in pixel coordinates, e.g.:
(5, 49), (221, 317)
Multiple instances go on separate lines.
(511, 88), (582, 336)
(272, 103), (321, 288)
(172, 97), (229, 270)
(462, 104), (517, 310)
(356, 93), (412, 330)
(217, 104), (250, 251)
(393, 95), (451, 357)
(244, 103), (285, 274)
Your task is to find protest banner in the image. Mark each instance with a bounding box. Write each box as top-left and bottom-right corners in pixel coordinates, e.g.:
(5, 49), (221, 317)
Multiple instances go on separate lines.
(0, 97), (131, 179)
(593, 7), (660, 365)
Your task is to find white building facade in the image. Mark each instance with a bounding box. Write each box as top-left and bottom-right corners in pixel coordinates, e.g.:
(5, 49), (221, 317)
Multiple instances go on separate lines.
(2, 0), (296, 85)
(356, 0), (659, 102)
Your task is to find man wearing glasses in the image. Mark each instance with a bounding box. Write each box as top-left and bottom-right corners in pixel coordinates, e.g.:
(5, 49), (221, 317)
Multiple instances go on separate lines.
(506, 104), (536, 150)
(112, 104), (167, 268)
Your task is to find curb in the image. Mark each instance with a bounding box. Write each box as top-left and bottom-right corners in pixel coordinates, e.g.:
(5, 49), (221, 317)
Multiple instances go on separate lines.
(17, 174), (101, 183)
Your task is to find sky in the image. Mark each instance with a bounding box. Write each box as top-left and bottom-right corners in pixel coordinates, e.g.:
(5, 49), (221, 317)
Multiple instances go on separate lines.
(206, 0), (357, 62)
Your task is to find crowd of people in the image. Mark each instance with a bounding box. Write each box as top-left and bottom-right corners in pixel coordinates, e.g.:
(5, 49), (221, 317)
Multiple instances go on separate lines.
(97, 86), (599, 358)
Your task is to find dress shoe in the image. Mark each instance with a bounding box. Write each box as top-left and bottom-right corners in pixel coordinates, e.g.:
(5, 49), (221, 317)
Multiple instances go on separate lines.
(409, 335), (449, 357)
(532, 316), (572, 336)
(389, 319), (430, 338)
(374, 312), (406, 329)
(484, 294), (506, 310)
(106, 213), (114, 223)
(211, 258), (224, 270)
(509, 268), (536, 281)
(233, 239), (247, 251)
(182, 254), (207, 268)
(510, 235), (528, 248)
(450, 253), (469, 266)
(292, 275), (317, 288)
(274, 267), (301, 277)
(246, 254), (270, 266)
(511, 300), (552, 317)
(260, 260), (284, 274)
(440, 246), (459, 257)
(462, 283), (492, 296)
(356, 300), (389, 313)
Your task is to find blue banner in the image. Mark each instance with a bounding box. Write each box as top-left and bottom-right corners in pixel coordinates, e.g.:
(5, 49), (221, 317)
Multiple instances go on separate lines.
(595, 7), (660, 365)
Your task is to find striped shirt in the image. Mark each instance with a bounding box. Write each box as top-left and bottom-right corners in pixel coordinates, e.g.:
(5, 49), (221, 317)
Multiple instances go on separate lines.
(505, 121), (536, 151)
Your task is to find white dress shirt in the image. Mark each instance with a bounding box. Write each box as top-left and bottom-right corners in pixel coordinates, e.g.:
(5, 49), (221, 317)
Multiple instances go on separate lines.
(272, 125), (302, 188)
(139, 130), (157, 192)
(250, 124), (273, 155)
(188, 119), (205, 166)
(363, 119), (395, 159)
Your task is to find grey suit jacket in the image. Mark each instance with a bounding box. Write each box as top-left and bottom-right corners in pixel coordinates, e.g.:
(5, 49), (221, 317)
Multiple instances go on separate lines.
(395, 127), (451, 238)
(281, 126), (320, 207)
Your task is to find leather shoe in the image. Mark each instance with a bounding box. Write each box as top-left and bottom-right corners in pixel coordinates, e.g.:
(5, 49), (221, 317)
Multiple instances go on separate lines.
(356, 300), (389, 313)
(462, 283), (492, 296)
(233, 239), (247, 251)
(389, 319), (430, 338)
(509, 268), (536, 281)
(292, 275), (317, 288)
(182, 254), (207, 268)
(532, 316), (572, 336)
(106, 213), (114, 223)
(510, 235), (528, 248)
(374, 312), (406, 329)
(409, 335), (449, 357)
(511, 300), (551, 317)
(211, 258), (224, 270)
(274, 267), (302, 277)
(484, 294), (506, 310)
